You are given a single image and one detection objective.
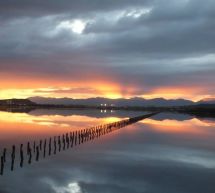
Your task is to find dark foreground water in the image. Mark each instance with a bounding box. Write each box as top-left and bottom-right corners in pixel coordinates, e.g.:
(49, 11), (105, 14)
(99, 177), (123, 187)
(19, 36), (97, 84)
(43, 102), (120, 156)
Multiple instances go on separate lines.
(0, 109), (215, 193)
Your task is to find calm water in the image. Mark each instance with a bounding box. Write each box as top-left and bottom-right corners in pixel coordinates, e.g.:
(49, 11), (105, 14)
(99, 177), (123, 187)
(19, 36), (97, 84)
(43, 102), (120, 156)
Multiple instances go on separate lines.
(0, 109), (215, 193)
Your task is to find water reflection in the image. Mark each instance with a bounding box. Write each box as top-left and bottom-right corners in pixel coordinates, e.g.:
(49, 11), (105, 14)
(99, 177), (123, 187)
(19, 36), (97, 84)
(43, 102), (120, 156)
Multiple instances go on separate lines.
(0, 113), (156, 176)
(1, 110), (215, 193)
(0, 110), (128, 148)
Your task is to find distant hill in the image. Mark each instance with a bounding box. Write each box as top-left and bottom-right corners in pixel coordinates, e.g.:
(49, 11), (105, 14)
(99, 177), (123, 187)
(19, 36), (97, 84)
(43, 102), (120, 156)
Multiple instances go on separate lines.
(0, 97), (213, 108)
(28, 97), (194, 107)
(0, 99), (36, 106)
(197, 98), (215, 104)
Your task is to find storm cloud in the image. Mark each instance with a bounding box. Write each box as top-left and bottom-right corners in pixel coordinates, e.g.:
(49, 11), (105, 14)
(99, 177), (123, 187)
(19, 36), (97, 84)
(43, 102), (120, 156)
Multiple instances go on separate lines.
(0, 0), (215, 99)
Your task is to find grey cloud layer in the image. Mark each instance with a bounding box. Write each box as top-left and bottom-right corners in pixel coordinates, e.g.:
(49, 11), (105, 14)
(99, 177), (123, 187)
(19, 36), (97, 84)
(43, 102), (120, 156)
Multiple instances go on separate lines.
(0, 0), (150, 19)
(0, 0), (215, 97)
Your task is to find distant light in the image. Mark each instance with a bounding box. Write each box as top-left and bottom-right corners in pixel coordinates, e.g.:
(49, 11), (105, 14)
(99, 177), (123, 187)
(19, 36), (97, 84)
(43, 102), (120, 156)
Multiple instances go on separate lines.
(104, 104), (107, 106)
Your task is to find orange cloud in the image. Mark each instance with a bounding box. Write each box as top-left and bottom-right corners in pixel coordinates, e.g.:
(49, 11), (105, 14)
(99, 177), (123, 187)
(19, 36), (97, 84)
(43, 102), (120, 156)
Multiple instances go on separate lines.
(0, 76), (124, 99)
(0, 69), (210, 100)
(0, 62), (125, 99)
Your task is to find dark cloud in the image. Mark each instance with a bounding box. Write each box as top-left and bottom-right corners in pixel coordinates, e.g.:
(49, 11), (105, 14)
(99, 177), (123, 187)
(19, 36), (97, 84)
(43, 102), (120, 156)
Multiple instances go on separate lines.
(0, 0), (150, 19)
(0, 0), (215, 98)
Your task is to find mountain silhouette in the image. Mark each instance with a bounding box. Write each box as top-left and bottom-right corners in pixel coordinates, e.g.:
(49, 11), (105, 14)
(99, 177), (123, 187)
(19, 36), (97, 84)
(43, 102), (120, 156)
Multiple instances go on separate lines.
(197, 98), (215, 104)
(29, 97), (194, 107)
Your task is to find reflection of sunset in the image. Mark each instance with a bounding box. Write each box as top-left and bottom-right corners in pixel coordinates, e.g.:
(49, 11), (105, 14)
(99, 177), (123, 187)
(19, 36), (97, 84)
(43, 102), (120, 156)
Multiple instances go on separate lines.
(103, 117), (122, 123)
(0, 111), (123, 143)
(140, 118), (213, 134)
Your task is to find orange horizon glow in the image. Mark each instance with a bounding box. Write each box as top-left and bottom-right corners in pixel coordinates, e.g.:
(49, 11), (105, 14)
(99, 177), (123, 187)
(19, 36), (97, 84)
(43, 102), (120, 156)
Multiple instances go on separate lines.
(0, 69), (128, 99)
(0, 87), (210, 101)
(0, 73), (211, 101)
(0, 86), (211, 101)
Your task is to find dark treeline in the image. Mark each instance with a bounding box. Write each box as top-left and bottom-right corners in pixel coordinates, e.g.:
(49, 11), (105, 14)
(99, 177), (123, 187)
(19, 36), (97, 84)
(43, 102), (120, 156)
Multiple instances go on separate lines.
(0, 112), (157, 176)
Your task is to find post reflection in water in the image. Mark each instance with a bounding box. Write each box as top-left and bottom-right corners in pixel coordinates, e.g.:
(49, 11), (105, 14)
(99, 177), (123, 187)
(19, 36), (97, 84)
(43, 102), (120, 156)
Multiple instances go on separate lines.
(28, 144), (32, 164)
(48, 138), (52, 156)
(11, 145), (15, 171)
(20, 144), (24, 168)
(0, 113), (156, 176)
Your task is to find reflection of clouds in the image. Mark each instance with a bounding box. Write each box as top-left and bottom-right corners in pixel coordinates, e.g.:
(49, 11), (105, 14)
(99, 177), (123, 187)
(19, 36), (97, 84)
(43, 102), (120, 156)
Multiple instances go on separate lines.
(0, 111), (68, 127)
(1, 122), (215, 193)
(1, 112), (215, 193)
(46, 180), (82, 193)
(139, 118), (215, 135)
(111, 146), (215, 169)
(141, 118), (212, 127)
(0, 110), (129, 148)
(198, 119), (215, 127)
(68, 183), (82, 193)
(0, 111), (123, 128)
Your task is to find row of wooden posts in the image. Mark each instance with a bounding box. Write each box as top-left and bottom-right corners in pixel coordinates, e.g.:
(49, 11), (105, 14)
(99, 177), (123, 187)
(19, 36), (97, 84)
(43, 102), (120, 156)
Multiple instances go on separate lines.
(0, 112), (157, 176)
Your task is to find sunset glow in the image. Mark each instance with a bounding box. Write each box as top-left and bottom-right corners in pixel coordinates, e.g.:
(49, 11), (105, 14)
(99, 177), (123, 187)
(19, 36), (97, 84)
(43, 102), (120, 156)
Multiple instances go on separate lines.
(0, 85), (211, 101)
(0, 0), (214, 102)
(141, 87), (207, 101)
(0, 69), (212, 100)
(140, 118), (213, 135)
(1, 1), (215, 192)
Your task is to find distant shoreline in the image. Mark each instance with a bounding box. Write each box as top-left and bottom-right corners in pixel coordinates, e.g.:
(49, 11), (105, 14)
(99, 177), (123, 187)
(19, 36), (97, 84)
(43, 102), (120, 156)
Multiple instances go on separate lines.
(0, 102), (215, 118)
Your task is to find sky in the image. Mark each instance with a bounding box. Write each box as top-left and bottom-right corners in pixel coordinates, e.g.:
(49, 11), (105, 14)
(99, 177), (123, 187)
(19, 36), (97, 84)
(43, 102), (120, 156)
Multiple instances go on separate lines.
(0, 0), (215, 101)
